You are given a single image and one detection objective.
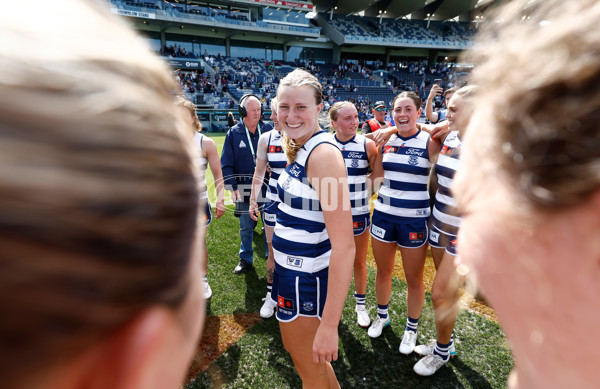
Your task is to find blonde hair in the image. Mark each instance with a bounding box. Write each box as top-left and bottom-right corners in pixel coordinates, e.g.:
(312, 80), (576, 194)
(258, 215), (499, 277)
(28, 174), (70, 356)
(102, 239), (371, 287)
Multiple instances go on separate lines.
(175, 95), (202, 132)
(464, 0), (600, 209)
(328, 101), (356, 130)
(0, 1), (198, 386)
(270, 96), (278, 112)
(277, 69), (323, 163)
(450, 85), (478, 112)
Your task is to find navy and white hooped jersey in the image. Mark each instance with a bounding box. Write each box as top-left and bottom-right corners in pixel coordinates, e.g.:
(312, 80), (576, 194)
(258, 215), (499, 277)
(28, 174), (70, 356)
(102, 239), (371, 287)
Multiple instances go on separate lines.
(333, 134), (370, 217)
(193, 132), (208, 199)
(431, 131), (462, 235)
(272, 131), (340, 274)
(374, 130), (431, 221)
(266, 131), (286, 204)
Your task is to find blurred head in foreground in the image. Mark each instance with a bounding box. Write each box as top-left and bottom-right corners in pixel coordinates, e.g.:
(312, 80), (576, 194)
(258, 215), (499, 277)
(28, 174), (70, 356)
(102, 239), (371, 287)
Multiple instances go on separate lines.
(0, 1), (204, 388)
(455, 0), (600, 388)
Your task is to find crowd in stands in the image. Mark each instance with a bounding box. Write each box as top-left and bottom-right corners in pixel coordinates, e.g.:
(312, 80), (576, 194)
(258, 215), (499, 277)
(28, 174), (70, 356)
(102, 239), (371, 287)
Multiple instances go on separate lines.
(160, 44), (199, 59)
(169, 53), (468, 122)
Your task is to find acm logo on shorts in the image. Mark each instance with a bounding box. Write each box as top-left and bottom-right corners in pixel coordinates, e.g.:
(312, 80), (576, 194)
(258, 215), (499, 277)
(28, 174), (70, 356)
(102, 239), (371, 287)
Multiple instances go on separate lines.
(371, 225), (386, 239)
(429, 230), (440, 243)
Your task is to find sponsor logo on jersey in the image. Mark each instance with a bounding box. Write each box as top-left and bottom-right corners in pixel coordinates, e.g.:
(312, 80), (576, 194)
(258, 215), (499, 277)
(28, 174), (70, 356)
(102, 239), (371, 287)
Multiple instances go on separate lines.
(278, 296), (294, 310)
(384, 146), (397, 154)
(264, 213), (277, 222)
(347, 152), (362, 159)
(269, 145), (282, 153)
(287, 256), (303, 268)
(450, 239), (458, 247)
(281, 176), (292, 190)
(429, 230), (440, 243)
(405, 148), (424, 156)
(416, 209), (428, 216)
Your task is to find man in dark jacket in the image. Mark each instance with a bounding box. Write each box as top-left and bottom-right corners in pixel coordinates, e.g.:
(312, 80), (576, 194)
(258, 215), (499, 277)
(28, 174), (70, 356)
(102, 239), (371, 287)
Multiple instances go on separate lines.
(221, 95), (272, 273)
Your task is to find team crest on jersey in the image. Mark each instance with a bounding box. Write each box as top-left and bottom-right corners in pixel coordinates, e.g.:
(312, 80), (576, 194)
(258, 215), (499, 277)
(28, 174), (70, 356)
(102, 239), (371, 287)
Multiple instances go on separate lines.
(303, 301), (314, 312)
(351, 159), (359, 168)
(288, 163), (302, 178)
(281, 176), (293, 190)
(408, 155), (419, 166)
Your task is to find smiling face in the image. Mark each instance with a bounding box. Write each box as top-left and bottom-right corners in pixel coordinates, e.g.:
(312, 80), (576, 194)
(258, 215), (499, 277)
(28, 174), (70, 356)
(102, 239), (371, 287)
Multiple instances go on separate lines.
(392, 96), (421, 135)
(331, 104), (359, 141)
(269, 107), (281, 132)
(446, 94), (473, 133)
(277, 84), (323, 145)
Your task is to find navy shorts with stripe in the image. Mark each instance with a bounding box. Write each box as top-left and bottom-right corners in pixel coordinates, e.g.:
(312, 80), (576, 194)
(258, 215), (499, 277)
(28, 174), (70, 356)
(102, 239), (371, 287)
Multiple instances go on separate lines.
(273, 263), (328, 322)
(429, 227), (458, 256)
(370, 209), (428, 248)
(353, 214), (370, 236)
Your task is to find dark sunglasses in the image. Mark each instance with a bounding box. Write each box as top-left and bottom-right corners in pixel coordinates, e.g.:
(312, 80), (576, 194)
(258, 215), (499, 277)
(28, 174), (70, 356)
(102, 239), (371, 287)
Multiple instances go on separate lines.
(376, 107), (387, 112)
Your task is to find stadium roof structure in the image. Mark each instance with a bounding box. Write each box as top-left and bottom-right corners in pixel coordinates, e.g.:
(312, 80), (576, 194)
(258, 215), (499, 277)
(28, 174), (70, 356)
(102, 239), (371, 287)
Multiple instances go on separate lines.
(312, 0), (500, 21)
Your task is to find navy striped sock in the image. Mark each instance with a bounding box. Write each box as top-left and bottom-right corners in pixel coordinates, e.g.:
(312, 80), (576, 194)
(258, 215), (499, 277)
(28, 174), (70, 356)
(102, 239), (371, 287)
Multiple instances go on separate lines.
(433, 341), (451, 362)
(377, 304), (389, 319)
(354, 293), (366, 306)
(405, 316), (419, 333)
(267, 282), (272, 294)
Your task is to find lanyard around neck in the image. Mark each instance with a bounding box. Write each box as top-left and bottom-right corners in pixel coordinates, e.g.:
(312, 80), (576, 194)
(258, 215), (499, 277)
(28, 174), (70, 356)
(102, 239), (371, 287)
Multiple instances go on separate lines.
(244, 123), (262, 162)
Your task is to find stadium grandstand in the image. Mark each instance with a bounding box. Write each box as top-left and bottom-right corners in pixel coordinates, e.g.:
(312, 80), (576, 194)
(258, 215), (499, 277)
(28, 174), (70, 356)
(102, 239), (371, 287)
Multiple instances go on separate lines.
(109, 0), (499, 131)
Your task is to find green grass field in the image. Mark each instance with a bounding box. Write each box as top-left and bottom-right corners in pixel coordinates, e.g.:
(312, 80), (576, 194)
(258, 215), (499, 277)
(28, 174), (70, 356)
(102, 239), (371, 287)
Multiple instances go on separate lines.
(187, 133), (513, 389)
